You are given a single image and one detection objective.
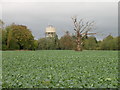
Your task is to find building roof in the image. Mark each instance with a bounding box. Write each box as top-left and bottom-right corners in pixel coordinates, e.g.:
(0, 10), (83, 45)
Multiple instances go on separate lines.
(45, 25), (56, 32)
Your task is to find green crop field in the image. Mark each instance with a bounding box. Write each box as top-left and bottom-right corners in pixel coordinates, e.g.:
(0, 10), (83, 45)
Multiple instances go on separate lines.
(2, 50), (118, 88)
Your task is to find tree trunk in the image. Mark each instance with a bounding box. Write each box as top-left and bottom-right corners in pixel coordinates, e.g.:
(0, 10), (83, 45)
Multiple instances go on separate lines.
(76, 31), (82, 51)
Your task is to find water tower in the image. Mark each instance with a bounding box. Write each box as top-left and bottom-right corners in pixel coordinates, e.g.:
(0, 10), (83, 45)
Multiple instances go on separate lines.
(45, 25), (56, 37)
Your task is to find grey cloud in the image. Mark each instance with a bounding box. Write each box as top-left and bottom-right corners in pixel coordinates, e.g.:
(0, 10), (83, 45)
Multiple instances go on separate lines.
(2, 2), (118, 40)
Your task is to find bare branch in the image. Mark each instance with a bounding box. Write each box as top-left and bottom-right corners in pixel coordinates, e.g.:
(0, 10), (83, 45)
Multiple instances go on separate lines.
(80, 25), (88, 33)
(79, 19), (83, 25)
(80, 21), (94, 33)
(74, 29), (76, 31)
(72, 17), (78, 30)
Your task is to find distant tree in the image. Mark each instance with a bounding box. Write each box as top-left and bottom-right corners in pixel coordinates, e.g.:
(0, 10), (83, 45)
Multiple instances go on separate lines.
(38, 38), (47, 50)
(6, 26), (13, 49)
(72, 16), (95, 51)
(33, 40), (38, 50)
(110, 37), (118, 50)
(118, 36), (120, 50)
(96, 40), (102, 50)
(46, 37), (56, 50)
(5, 24), (35, 50)
(54, 34), (60, 49)
(100, 35), (114, 50)
(0, 19), (4, 29)
(83, 36), (97, 50)
(38, 35), (59, 50)
(0, 20), (5, 50)
(59, 31), (75, 50)
(0, 30), (2, 50)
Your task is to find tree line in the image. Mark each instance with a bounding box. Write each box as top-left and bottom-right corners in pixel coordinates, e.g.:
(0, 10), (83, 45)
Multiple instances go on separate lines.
(0, 21), (120, 51)
(37, 32), (119, 50)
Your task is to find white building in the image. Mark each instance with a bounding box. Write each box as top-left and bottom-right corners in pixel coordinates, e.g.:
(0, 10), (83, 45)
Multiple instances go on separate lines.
(45, 25), (56, 37)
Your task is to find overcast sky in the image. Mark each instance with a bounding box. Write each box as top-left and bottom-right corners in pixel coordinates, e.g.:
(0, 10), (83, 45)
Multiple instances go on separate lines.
(1, 2), (118, 40)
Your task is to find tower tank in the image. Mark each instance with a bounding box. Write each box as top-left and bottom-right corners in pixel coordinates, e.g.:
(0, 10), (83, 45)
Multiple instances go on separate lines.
(45, 25), (56, 37)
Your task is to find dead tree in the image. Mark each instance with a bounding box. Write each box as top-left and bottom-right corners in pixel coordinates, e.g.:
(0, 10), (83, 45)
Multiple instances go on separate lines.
(72, 16), (95, 51)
